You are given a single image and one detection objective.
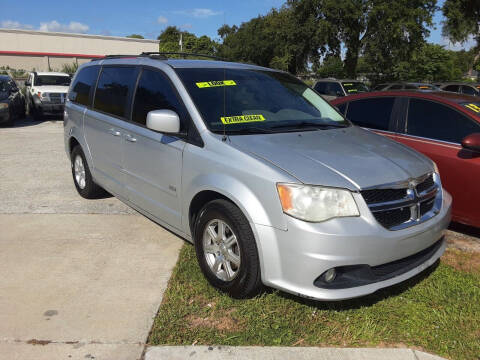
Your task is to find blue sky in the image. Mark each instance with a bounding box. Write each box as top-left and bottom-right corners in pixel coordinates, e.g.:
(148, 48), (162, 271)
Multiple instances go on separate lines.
(0, 0), (475, 50)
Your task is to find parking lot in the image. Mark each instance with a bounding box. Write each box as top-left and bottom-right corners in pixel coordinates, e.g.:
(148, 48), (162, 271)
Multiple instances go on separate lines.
(0, 117), (183, 359)
(1, 116), (479, 360)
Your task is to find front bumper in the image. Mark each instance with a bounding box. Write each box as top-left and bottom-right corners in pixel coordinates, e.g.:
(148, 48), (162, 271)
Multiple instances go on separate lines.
(0, 108), (10, 123)
(37, 103), (65, 114)
(254, 189), (452, 301)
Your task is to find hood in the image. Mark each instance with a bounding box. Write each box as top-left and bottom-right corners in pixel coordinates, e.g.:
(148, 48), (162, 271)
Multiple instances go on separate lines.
(35, 85), (69, 93)
(228, 126), (433, 190)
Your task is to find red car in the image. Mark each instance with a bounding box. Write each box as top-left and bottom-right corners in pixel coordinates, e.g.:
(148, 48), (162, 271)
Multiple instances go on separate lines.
(331, 91), (480, 227)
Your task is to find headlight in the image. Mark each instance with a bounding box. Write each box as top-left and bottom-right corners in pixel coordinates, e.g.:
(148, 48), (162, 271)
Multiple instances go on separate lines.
(276, 183), (359, 222)
(0, 103), (8, 110)
(433, 161), (439, 175)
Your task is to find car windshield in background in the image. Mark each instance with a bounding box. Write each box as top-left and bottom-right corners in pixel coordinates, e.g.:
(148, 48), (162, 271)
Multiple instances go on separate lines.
(461, 102), (480, 117)
(35, 76), (71, 86)
(342, 82), (369, 94)
(415, 84), (437, 90)
(176, 68), (348, 134)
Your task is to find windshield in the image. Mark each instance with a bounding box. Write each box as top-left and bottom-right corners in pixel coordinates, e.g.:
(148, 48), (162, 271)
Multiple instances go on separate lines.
(342, 82), (369, 94)
(176, 68), (348, 134)
(34, 75), (71, 86)
(461, 102), (480, 117)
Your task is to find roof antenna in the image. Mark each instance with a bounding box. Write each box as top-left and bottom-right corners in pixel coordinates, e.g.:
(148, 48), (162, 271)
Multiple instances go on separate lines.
(221, 13), (228, 142)
(222, 67), (227, 142)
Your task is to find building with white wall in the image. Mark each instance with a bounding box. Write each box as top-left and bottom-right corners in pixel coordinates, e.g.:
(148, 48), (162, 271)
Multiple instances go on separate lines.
(0, 29), (159, 72)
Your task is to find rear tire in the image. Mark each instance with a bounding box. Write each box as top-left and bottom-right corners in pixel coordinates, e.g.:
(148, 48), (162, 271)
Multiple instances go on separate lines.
(71, 145), (105, 199)
(194, 199), (263, 298)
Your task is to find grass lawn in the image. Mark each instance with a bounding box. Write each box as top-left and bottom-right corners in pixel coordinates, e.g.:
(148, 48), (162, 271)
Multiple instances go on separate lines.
(148, 245), (480, 360)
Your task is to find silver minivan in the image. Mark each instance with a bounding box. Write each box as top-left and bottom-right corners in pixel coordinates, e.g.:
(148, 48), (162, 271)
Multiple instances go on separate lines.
(64, 54), (452, 301)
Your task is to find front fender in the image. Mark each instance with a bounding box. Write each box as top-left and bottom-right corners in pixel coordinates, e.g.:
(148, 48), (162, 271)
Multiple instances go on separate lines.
(185, 173), (285, 231)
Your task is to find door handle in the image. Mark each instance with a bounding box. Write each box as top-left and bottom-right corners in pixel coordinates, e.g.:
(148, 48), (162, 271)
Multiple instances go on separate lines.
(109, 128), (121, 136)
(125, 134), (137, 143)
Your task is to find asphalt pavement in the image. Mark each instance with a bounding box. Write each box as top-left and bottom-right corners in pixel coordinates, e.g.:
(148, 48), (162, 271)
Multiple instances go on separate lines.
(0, 118), (183, 360)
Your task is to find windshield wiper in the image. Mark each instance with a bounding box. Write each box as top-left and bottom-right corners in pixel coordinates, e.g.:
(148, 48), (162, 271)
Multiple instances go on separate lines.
(269, 121), (348, 131)
(214, 127), (275, 135)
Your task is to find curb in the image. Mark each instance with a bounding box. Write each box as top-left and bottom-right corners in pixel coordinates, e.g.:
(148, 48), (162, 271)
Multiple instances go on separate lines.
(144, 346), (446, 360)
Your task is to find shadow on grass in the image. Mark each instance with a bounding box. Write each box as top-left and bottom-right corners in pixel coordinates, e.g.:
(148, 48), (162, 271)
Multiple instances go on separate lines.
(276, 260), (439, 311)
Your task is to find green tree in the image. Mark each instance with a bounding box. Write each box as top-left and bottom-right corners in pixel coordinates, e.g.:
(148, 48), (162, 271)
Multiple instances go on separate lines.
(126, 34), (144, 39)
(392, 43), (463, 81)
(316, 56), (345, 78)
(442, 0), (480, 73)
(218, 6), (319, 73)
(288, 0), (436, 78)
(157, 26), (217, 56)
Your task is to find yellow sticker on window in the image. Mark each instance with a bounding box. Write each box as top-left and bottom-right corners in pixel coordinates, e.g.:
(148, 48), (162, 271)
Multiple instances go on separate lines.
(220, 114), (265, 124)
(465, 103), (480, 113)
(196, 80), (237, 88)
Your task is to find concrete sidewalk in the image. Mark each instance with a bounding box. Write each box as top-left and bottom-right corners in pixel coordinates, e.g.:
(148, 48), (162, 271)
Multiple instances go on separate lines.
(145, 346), (446, 360)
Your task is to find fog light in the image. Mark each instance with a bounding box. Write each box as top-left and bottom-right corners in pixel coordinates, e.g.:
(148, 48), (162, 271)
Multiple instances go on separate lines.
(323, 268), (336, 283)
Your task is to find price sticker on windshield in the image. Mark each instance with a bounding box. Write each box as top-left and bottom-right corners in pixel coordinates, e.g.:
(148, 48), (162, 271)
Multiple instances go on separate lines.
(220, 114), (265, 124)
(196, 80), (237, 88)
(465, 103), (480, 113)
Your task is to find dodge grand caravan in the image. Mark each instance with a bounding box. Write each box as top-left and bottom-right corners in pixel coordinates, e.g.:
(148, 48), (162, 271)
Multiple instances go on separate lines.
(64, 54), (452, 301)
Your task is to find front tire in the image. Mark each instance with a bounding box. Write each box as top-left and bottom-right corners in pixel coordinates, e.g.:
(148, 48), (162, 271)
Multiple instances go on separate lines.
(194, 199), (262, 298)
(71, 145), (105, 199)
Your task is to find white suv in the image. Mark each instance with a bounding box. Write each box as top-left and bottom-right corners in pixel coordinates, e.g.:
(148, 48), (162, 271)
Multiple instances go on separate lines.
(25, 72), (71, 120)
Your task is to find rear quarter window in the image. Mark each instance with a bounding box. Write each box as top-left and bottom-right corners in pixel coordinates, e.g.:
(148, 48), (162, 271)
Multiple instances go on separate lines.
(68, 66), (100, 106)
(93, 66), (137, 118)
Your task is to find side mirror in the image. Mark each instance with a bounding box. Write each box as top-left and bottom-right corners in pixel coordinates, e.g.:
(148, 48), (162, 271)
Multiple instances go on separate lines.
(146, 109), (180, 133)
(461, 133), (480, 152)
(24, 81), (31, 86)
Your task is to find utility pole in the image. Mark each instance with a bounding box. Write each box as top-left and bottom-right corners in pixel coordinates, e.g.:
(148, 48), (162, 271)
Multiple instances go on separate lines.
(179, 32), (183, 52)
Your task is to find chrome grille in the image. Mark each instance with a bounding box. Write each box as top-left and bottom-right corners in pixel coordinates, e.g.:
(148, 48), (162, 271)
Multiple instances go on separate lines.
(361, 173), (441, 230)
(49, 93), (66, 104)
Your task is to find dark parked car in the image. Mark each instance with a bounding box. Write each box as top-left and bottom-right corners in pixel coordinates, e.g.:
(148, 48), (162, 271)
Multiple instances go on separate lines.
(0, 75), (25, 126)
(435, 82), (480, 97)
(373, 82), (441, 91)
(313, 79), (369, 101)
(332, 91), (480, 228)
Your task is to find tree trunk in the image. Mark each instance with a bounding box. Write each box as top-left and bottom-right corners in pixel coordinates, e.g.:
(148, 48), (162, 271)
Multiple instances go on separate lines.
(344, 39), (361, 78)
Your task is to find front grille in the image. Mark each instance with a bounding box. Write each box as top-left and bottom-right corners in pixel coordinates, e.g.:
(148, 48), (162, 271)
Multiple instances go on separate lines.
(373, 207), (411, 228)
(416, 174), (434, 193)
(49, 93), (66, 104)
(361, 188), (407, 204)
(361, 173), (440, 230)
(420, 198), (435, 216)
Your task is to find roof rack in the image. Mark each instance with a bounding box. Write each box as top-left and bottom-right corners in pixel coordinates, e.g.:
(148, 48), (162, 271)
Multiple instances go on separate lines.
(90, 54), (140, 61)
(141, 52), (224, 60)
(91, 52), (224, 62)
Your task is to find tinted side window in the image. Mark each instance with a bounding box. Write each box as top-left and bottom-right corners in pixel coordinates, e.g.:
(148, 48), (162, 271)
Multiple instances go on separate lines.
(314, 82), (327, 94)
(68, 66), (100, 106)
(389, 84), (403, 90)
(132, 69), (185, 127)
(462, 85), (478, 96)
(326, 82), (343, 96)
(94, 67), (137, 118)
(406, 99), (480, 143)
(346, 97), (394, 130)
(444, 85), (459, 92)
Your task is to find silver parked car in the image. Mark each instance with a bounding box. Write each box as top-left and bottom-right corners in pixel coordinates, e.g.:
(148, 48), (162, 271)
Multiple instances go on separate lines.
(64, 54), (452, 301)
